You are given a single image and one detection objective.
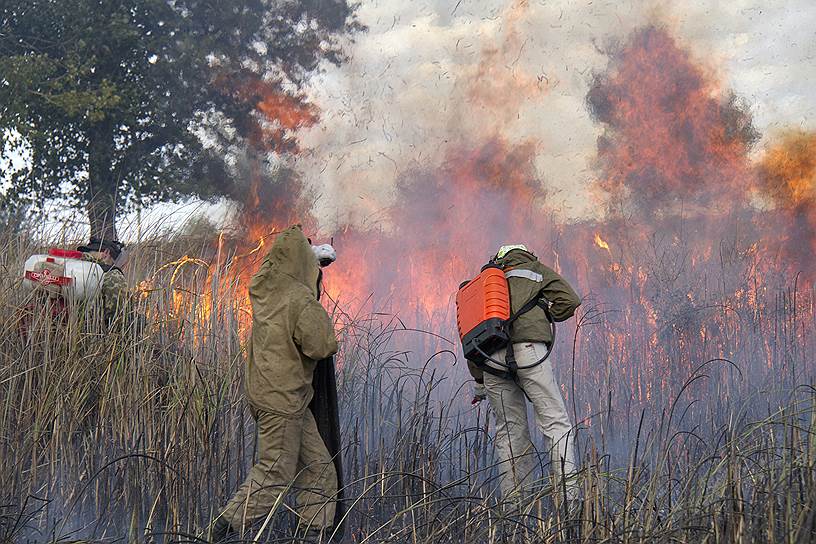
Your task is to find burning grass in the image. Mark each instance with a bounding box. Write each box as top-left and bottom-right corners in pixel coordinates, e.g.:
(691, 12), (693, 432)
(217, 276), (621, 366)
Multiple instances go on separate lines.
(2, 20), (814, 543)
(0, 218), (814, 544)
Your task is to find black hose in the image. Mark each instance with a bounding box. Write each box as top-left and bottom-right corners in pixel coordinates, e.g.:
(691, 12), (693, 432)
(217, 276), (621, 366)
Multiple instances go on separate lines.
(473, 305), (556, 373)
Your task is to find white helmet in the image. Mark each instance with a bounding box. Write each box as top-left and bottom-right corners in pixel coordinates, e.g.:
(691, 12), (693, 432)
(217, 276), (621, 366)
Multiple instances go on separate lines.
(495, 244), (529, 260)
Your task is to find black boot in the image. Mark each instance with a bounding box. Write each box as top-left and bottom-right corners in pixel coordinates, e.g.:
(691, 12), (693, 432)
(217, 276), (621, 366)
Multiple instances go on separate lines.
(210, 517), (235, 543)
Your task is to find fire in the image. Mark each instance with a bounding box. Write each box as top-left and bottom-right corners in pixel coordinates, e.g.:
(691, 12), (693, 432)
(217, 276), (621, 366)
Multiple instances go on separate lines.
(757, 130), (816, 262)
(758, 131), (816, 205)
(587, 26), (758, 216)
(322, 137), (545, 320)
(194, 1), (552, 335)
(214, 68), (319, 152)
(146, 22), (815, 419)
(185, 73), (324, 339)
(594, 233), (611, 252)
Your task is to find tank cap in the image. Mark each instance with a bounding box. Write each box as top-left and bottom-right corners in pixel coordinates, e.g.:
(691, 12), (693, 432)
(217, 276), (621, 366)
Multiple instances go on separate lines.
(49, 248), (85, 259)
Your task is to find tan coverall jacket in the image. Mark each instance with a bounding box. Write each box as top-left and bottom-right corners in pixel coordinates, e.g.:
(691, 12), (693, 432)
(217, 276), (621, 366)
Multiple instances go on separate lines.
(221, 226), (339, 531)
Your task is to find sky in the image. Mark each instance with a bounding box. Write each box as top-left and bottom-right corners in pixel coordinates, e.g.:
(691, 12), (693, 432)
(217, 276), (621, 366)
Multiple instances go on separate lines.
(294, 0), (816, 231)
(8, 0), (816, 239)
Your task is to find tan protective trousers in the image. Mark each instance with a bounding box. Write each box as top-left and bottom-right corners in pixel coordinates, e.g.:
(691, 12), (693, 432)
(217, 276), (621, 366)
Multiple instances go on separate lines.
(484, 342), (578, 501)
(220, 408), (337, 531)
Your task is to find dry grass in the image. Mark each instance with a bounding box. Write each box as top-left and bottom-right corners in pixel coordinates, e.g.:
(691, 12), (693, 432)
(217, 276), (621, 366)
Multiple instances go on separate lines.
(0, 225), (814, 543)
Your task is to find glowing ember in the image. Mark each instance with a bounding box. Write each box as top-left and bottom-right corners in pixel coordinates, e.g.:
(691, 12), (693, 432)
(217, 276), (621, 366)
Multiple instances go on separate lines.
(594, 233), (611, 252)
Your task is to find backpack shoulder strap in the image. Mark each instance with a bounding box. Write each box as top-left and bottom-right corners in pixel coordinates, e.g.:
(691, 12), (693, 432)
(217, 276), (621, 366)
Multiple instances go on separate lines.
(504, 268), (549, 324)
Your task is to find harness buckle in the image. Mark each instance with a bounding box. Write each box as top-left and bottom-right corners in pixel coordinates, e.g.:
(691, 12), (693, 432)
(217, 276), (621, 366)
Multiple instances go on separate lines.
(505, 344), (518, 374)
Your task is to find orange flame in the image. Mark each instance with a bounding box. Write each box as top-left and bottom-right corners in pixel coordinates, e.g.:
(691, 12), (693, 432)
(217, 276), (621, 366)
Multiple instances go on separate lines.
(164, 22), (816, 413)
(757, 130), (816, 262)
(588, 26), (758, 215)
(758, 131), (816, 209)
(214, 69), (319, 152)
(594, 233), (611, 252)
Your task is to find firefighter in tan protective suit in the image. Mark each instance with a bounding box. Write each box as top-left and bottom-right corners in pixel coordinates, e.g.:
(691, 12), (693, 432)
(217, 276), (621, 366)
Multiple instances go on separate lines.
(212, 225), (339, 542)
(469, 244), (582, 505)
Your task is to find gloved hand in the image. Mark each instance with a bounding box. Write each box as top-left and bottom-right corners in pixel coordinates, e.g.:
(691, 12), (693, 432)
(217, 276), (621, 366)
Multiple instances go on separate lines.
(312, 244), (337, 267)
(472, 382), (487, 405)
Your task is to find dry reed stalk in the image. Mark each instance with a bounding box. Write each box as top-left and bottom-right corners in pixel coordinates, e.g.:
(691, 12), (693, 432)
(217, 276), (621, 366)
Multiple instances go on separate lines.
(0, 223), (813, 543)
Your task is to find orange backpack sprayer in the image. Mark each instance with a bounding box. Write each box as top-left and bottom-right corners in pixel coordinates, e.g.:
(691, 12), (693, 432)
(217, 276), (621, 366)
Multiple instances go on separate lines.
(456, 265), (511, 362)
(455, 264), (556, 378)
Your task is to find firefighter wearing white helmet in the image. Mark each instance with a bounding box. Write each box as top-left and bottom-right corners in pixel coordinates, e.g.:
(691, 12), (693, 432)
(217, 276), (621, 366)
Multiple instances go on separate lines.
(76, 238), (128, 320)
(470, 244), (582, 505)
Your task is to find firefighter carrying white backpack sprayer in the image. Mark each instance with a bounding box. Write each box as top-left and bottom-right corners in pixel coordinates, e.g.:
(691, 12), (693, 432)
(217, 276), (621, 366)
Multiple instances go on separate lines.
(21, 239), (127, 330)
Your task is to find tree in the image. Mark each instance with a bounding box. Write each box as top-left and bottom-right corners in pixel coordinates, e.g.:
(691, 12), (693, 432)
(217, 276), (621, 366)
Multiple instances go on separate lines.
(0, 0), (361, 240)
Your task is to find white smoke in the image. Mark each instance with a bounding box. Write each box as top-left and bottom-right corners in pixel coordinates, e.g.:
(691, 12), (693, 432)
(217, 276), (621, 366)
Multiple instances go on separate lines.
(298, 0), (816, 231)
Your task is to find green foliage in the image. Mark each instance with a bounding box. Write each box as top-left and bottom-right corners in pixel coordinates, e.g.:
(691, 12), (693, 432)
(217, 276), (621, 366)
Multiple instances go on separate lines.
(0, 0), (361, 238)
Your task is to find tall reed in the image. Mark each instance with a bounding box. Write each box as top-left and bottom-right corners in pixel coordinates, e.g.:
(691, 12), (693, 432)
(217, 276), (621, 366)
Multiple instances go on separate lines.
(0, 226), (813, 543)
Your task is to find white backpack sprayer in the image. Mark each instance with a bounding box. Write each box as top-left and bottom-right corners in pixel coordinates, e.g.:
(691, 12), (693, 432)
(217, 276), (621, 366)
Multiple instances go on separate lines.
(19, 247), (112, 335)
(23, 248), (106, 302)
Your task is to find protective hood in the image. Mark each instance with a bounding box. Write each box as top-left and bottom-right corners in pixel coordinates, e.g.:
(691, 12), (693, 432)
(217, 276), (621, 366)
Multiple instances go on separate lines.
(264, 226), (320, 295)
